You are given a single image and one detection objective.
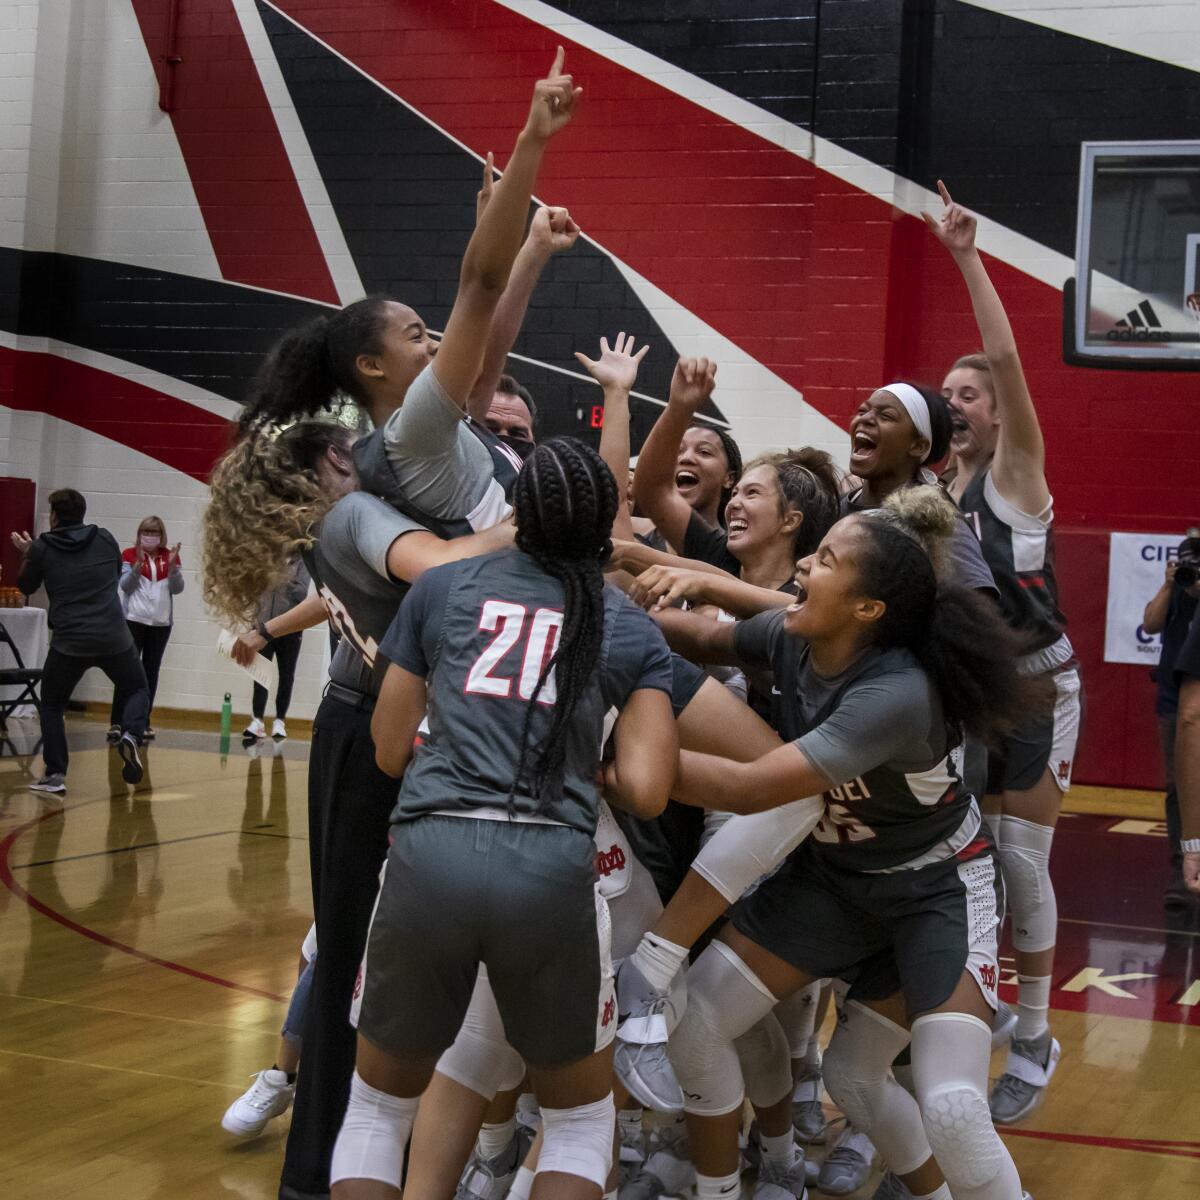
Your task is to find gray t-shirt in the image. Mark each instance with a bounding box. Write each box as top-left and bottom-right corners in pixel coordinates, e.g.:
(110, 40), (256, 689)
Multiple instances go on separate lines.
(734, 609), (973, 870)
(305, 492), (425, 696)
(381, 363), (510, 530)
(379, 549), (674, 836)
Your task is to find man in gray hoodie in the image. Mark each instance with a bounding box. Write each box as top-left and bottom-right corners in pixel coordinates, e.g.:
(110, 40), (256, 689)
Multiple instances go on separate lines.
(13, 488), (148, 793)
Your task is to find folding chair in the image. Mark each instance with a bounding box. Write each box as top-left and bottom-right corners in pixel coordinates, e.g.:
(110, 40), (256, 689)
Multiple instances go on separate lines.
(0, 619), (43, 728)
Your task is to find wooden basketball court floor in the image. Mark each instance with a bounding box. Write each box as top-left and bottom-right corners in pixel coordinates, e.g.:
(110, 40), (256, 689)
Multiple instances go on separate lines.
(1, 716), (1197, 1199)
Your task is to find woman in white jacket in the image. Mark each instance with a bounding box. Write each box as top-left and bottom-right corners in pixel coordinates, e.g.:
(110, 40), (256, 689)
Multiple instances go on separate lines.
(110, 515), (183, 740)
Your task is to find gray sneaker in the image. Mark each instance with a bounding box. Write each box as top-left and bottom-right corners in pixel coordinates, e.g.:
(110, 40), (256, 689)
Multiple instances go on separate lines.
(615, 958), (684, 1112)
(790, 1068), (826, 1143)
(29, 773), (66, 795)
(753, 1152), (808, 1200)
(455, 1136), (520, 1200)
(991, 999), (1017, 1051)
(871, 1172), (911, 1200)
(989, 1030), (1061, 1125)
(816, 1124), (874, 1196)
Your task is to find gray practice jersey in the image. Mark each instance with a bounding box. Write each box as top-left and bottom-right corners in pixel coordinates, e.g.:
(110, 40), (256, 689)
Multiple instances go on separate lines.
(379, 548), (674, 836)
(303, 492), (426, 696)
(373, 363), (511, 532)
(735, 610), (977, 871)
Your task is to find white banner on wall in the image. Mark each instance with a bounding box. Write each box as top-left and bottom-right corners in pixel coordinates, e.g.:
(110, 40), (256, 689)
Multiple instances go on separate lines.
(1104, 532), (1184, 665)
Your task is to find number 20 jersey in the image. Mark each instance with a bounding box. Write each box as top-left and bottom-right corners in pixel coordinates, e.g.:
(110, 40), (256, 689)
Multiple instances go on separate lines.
(377, 548), (674, 837)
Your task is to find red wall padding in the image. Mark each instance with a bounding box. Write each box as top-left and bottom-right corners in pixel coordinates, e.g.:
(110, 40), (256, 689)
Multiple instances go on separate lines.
(1057, 528), (1164, 791)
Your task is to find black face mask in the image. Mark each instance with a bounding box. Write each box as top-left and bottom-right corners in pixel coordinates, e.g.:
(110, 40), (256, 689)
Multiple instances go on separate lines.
(497, 434), (536, 462)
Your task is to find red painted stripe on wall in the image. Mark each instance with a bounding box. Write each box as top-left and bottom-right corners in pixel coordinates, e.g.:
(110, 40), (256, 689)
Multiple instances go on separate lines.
(268, 0), (1198, 531)
(128, 0), (339, 304)
(0, 346), (232, 482)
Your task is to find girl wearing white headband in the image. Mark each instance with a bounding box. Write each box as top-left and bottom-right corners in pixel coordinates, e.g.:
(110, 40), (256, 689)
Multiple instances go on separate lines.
(842, 378), (998, 597)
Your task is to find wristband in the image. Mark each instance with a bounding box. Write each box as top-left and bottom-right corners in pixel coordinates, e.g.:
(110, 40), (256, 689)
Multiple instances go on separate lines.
(256, 620), (277, 647)
(1182, 838), (1200, 854)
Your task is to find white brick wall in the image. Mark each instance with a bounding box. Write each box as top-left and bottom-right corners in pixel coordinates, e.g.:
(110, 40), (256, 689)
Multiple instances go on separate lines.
(4, 407), (329, 721)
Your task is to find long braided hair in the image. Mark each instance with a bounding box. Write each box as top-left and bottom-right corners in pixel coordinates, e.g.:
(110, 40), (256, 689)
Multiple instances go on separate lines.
(508, 437), (620, 812)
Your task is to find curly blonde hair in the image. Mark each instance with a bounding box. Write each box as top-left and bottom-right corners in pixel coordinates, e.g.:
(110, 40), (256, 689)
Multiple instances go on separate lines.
(202, 424), (351, 627)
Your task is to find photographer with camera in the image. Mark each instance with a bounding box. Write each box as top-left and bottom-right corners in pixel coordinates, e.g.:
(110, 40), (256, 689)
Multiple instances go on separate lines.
(1143, 527), (1200, 909)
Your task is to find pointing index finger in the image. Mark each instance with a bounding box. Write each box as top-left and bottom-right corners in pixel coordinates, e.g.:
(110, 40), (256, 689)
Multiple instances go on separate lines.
(550, 45), (565, 77)
(936, 179), (952, 207)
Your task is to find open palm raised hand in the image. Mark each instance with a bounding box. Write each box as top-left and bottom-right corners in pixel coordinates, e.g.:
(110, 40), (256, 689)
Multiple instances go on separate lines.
(574, 332), (649, 393)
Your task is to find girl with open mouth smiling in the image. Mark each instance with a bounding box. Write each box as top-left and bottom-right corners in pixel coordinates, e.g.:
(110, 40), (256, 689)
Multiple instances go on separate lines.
(619, 488), (1047, 1200)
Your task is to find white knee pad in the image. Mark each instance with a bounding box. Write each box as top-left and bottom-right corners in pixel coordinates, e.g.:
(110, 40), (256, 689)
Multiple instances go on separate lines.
(999, 815), (1057, 953)
(330, 1071), (418, 1188)
(735, 1011), (793, 1109)
(911, 1013), (1020, 1197)
(822, 1002), (929, 1177)
(436, 969), (526, 1100)
(537, 1093), (615, 1188)
(669, 941), (776, 1116)
(691, 797), (825, 903)
(774, 980), (822, 1058)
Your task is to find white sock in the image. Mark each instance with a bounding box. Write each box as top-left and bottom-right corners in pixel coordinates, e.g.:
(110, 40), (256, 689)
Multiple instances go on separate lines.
(1015, 975), (1051, 1041)
(478, 1117), (517, 1160)
(631, 932), (689, 994)
(914, 1186), (952, 1199)
(618, 1108), (643, 1139)
(802, 1036), (821, 1073)
(696, 1169), (742, 1200)
(509, 1166), (536, 1200)
(759, 1129), (795, 1171)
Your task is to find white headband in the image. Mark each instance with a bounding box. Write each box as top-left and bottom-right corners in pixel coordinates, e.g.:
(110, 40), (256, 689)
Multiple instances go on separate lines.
(882, 382), (932, 447)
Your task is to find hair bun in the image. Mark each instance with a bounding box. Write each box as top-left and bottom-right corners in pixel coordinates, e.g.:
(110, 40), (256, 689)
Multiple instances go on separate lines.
(879, 484), (958, 552)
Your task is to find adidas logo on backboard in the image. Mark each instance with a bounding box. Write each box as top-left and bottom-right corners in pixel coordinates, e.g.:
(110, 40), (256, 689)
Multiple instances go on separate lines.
(1108, 299), (1170, 341)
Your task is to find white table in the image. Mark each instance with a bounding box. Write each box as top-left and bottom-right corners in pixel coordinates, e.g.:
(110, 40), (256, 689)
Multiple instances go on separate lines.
(0, 605), (48, 717)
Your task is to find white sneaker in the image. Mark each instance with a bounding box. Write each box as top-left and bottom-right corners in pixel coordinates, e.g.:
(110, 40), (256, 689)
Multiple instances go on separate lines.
(272, 718), (287, 740)
(243, 718), (266, 740)
(221, 1068), (295, 1137)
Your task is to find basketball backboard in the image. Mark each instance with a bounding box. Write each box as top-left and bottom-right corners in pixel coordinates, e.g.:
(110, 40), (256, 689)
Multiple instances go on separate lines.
(1065, 141), (1200, 369)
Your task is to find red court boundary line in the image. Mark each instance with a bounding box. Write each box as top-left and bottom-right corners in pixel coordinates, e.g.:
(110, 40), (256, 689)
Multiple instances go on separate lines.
(1005, 1128), (1200, 1161)
(0, 800), (286, 1003)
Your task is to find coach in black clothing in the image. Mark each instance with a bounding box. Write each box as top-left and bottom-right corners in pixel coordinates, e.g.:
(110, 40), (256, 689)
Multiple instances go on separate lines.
(12, 488), (148, 793)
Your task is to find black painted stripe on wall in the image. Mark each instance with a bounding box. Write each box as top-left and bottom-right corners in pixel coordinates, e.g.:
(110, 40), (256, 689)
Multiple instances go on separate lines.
(256, 0), (720, 443)
(0, 247), (323, 401)
(542, 0), (1200, 259)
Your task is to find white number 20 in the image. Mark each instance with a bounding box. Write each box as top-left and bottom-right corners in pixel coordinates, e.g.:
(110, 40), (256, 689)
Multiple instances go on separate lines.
(464, 601), (564, 704)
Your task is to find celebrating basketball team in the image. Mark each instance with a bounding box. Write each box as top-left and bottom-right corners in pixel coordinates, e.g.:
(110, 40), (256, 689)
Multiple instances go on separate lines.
(203, 50), (1080, 1200)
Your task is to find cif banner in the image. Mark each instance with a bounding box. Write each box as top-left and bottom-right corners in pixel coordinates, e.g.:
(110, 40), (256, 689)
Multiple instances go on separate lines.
(1103, 532), (1182, 665)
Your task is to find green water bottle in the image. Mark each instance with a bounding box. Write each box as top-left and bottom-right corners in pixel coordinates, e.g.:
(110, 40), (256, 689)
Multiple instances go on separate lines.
(219, 692), (232, 765)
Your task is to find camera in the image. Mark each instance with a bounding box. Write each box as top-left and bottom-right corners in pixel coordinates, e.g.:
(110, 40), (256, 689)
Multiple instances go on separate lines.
(1176, 529), (1200, 588)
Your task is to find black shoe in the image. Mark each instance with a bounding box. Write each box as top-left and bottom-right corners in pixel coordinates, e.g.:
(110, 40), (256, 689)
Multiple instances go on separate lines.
(1165, 873), (1193, 910)
(106, 724), (121, 743)
(117, 733), (144, 785)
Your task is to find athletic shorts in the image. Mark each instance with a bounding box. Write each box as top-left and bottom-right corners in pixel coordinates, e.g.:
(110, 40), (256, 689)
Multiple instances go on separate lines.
(730, 838), (1003, 1019)
(986, 664), (1082, 794)
(356, 815), (615, 1068)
